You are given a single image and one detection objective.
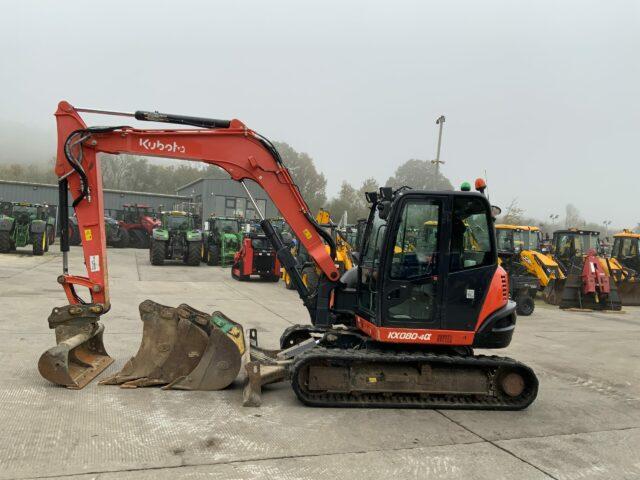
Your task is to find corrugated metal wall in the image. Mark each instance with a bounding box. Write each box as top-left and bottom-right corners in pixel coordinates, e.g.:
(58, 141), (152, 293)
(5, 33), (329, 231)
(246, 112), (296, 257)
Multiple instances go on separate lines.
(0, 180), (190, 216)
(176, 178), (279, 220)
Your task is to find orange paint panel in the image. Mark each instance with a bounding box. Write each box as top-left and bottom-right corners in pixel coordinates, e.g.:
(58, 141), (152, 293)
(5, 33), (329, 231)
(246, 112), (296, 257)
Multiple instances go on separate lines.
(356, 316), (475, 346)
(475, 266), (508, 330)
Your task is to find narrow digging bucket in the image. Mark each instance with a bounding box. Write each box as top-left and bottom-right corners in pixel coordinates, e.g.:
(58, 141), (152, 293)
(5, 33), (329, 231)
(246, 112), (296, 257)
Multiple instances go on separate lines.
(38, 305), (114, 389)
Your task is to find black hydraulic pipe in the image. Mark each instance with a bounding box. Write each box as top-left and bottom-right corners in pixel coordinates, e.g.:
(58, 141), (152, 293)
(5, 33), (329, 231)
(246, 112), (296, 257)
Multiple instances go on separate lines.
(259, 219), (314, 313)
(134, 111), (231, 129)
(59, 178), (69, 253)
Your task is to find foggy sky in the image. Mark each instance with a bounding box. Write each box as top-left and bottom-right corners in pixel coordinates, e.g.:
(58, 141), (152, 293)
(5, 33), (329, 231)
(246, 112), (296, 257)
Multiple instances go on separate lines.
(0, 0), (638, 226)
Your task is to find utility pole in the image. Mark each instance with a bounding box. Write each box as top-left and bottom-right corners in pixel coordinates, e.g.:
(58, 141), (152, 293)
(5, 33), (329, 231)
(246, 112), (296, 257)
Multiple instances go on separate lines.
(431, 115), (446, 189)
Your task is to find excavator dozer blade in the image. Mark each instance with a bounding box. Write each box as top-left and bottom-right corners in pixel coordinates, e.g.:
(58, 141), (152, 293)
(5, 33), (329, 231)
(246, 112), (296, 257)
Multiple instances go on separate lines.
(165, 328), (241, 390)
(38, 322), (113, 389)
(99, 299), (209, 387)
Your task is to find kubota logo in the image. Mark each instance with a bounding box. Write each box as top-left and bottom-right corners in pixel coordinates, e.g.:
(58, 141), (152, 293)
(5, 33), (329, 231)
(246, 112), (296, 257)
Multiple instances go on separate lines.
(139, 138), (186, 154)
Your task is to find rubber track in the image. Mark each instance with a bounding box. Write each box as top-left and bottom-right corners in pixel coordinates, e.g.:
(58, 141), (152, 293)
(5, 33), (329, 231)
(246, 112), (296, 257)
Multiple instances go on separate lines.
(291, 347), (538, 410)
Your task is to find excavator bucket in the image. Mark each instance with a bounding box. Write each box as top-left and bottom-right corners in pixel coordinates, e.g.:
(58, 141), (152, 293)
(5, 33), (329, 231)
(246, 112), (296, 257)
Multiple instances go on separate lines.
(100, 301), (244, 390)
(38, 305), (114, 389)
(166, 311), (245, 390)
(542, 278), (564, 305)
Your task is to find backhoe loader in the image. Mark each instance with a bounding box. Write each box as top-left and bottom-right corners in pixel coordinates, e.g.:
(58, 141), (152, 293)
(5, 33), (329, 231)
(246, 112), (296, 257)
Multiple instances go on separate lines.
(281, 209), (356, 292)
(544, 229), (622, 310)
(495, 225), (564, 290)
(38, 102), (537, 411)
(604, 230), (640, 305)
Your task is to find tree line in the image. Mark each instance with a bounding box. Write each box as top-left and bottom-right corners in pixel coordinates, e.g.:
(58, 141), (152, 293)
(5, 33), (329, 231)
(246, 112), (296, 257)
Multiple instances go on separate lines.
(0, 143), (637, 233)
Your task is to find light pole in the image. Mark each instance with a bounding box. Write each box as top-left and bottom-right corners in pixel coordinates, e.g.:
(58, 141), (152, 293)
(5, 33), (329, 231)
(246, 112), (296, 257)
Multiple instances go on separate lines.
(602, 220), (611, 238)
(549, 214), (559, 225)
(431, 115), (446, 189)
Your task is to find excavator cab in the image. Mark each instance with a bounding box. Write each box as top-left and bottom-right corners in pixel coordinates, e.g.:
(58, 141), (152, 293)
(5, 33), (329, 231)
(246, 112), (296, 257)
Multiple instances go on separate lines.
(356, 190), (513, 344)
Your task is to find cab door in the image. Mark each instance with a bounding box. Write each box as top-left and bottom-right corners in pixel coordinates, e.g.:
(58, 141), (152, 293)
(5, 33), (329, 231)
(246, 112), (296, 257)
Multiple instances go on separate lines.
(441, 195), (497, 331)
(379, 195), (446, 329)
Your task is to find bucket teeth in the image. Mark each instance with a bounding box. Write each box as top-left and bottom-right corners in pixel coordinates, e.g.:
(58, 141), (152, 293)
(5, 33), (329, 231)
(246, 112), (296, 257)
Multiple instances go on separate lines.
(100, 300), (243, 390)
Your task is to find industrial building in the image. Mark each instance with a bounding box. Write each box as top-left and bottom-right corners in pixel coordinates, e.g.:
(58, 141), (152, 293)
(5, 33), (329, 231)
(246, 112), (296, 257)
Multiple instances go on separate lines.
(176, 178), (278, 221)
(0, 178), (278, 226)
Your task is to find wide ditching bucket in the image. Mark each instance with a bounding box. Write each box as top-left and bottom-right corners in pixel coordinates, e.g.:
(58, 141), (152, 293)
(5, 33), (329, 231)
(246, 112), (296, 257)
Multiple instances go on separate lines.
(100, 300), (244, 390)
(38, 304), (114, 389)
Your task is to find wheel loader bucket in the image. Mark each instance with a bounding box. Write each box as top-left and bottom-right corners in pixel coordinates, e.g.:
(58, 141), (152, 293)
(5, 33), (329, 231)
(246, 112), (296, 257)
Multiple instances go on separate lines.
(38, 305), (114, 389)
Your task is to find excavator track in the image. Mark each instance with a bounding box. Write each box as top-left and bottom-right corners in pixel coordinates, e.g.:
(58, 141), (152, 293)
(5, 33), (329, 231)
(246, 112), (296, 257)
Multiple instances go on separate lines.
(291, 347), (538, 410)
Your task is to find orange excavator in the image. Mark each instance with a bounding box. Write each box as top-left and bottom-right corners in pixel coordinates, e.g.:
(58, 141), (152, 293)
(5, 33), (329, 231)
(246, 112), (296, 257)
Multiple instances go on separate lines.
(38, 102), (537, 409)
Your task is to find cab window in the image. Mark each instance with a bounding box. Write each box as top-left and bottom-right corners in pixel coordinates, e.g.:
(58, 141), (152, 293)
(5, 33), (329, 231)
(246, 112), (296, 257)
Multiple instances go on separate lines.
(389, 201), (440, 279)
(450, 197), (493, 271)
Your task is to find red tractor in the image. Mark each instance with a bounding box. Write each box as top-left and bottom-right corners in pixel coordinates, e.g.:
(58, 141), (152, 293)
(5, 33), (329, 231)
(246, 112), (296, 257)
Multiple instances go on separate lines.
(116, 204), (161, 249)
(232, 229), (281, 281)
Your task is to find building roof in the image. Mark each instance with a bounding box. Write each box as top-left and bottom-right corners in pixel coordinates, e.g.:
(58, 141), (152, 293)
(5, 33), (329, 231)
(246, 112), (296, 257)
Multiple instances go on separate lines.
(0, 179), (190, 200)
(176, 177), (234, 192)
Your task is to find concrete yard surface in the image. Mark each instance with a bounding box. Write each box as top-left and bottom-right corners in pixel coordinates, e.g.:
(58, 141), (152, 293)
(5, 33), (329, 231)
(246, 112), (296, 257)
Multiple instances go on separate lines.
(1, 247), (639, 480)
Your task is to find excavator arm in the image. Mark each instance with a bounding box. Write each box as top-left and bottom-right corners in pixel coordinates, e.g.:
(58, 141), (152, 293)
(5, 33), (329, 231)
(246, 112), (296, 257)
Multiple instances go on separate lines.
(54, 101), (340, 312)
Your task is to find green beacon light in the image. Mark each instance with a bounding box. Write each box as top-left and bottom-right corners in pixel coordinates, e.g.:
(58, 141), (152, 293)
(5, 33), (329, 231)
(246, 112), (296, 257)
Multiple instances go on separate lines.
(460, 181), (471, 191)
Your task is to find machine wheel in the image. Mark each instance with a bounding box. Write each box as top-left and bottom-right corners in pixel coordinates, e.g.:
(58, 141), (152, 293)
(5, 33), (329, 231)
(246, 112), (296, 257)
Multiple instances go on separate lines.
(113, 229), (129, 248)
(207, 244), (220, 266)
(69, 224), (81, 246)
(150, 239), (165, 265)
(302, 265), (319, 293)
(47, 225), (55, 246)
(129, 229), (148, 249)
(232, 262), (249, 281)
(284, 271), (296, 289)
(186, 242), (201, 266)
(0, 231), (11, 253)
(516, 295), (535, 316)
(33, 232), (46, 256)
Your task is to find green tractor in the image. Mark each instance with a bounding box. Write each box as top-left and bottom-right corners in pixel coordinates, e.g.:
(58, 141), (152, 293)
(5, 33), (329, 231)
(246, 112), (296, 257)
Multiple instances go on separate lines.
(0, 201), (56, 255)
(201, 216), (243, 266)
(149, 211), (202, 266)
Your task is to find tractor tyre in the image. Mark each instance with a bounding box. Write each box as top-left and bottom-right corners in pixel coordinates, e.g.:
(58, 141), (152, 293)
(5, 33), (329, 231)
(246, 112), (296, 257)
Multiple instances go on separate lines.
(33, 232), (46, 256)
(186, 242), (201, 266)
(69, 224), (81, 246)
(0, 231), (11, 253)
(207, 244), (220, 266)
(47, 225), (55, 247)
(131, 229), (149, 249)
(150, 239), (165, 265)
(113, 228), (130, 248)
(516, 294), (535, 316)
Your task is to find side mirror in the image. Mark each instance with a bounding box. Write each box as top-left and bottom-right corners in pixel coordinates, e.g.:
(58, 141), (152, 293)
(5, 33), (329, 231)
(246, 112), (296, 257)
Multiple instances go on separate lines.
(491, 205), (502, 217)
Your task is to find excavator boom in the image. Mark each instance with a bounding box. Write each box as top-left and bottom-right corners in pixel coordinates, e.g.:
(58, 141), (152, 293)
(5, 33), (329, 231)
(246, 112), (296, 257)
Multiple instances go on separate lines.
(41, 101), (340, 388)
